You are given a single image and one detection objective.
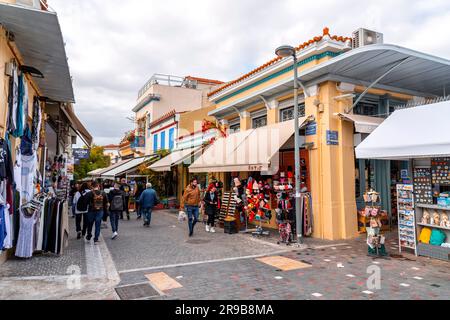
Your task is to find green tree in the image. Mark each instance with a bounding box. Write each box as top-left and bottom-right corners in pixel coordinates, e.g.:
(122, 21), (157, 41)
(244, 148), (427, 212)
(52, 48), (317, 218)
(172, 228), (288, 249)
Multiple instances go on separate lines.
(74, 145), (111, 181)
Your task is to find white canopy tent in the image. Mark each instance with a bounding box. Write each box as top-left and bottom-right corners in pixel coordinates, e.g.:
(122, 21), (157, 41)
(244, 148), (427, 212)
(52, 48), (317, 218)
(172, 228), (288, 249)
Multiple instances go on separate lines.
(355, 101), (450, 160)
(149, 146), (203, 172)
(189, 117), (312, 173)
(101, 156), (156, 179)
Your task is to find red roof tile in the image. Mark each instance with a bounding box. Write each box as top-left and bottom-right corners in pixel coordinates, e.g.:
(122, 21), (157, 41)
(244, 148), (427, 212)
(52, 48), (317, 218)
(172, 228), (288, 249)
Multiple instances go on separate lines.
(208, 28), (351, 98)
(185, 76), (224, 85)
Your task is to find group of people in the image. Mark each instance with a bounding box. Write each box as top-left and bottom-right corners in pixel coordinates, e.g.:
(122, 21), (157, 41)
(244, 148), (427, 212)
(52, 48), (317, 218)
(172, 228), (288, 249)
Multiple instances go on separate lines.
(68, 177), (221, 242)
(180, 178), (220, 237)
(69, 179), (159, 243)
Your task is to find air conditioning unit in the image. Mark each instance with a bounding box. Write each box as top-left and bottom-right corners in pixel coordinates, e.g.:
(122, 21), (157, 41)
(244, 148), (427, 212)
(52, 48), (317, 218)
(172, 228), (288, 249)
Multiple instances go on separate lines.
(352, 28), (383, 49)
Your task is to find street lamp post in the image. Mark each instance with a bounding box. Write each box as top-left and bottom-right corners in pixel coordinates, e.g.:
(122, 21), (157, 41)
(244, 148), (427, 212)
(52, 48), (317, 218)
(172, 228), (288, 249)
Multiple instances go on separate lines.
(276, 45), (302, 244)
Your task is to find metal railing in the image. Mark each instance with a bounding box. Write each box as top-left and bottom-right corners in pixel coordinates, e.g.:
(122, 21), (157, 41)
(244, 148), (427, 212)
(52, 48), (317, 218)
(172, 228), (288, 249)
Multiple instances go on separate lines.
(394, 95), (450, 111)
(138, 74), (187, 99)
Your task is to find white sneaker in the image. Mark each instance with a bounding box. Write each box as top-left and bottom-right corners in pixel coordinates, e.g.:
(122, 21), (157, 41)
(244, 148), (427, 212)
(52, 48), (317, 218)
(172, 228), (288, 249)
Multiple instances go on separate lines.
(210, 227), (216, 233)
(206, 225), (211, 232)
(112, 232), (118, 240)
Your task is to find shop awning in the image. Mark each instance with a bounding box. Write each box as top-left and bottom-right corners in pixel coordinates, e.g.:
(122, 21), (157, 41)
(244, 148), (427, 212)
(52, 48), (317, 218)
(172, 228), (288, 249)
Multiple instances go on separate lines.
(356, 101), (450, 160)
(149, 147), (203, 172)
(0, 3), (75, 102)
(189, 117), (312, 173)
(335, 113), (385, 134)
(61, 104), (93, 147)
(94, 159), (133, 177)
(101, 156), (156, 179)
(210, 44), (450, 118)
(87, 168), (105, 177)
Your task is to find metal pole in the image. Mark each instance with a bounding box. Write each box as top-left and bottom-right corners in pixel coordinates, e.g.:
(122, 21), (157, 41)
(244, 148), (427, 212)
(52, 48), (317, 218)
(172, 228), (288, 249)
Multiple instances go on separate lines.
(293, 55), (303, 244)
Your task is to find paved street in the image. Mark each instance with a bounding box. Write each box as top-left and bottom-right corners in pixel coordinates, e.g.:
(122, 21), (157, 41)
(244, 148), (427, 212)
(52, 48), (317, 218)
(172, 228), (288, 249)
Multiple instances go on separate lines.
(0, 210), (449, 300)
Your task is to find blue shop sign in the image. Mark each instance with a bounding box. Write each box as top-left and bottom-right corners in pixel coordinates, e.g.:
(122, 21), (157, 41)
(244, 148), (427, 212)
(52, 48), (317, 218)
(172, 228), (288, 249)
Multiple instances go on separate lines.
(305, 122), (317, 136)
(326, 130), (339, 146)
(73, 148), (90, 160)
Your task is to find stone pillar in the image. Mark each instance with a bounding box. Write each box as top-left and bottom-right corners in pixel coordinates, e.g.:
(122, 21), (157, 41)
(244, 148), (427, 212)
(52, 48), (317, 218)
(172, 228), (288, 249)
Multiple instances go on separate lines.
(305, 82), (358, 240)
(266, 99), (279, 125)
(240, 111), (251, 131)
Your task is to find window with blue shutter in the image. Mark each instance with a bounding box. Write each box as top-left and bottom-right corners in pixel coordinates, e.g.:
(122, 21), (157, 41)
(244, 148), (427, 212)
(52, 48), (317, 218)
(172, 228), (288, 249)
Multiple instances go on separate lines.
(161, 131), (166, 150)
(153, 134), (158, 152)
(169, 128), (175, 150)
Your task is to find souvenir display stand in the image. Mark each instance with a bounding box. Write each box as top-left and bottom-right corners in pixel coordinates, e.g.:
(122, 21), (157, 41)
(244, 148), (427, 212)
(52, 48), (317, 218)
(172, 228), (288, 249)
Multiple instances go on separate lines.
(358, 190), (389, 234)
(396, 184), (417, 254)
(362, 190), (388, 257)
(412, 158), (450, 261)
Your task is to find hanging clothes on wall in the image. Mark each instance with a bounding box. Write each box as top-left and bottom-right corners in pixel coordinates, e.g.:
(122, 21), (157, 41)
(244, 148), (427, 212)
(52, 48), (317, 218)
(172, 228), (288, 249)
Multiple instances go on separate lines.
(20, 126), (33, 157)
(15, 206), (39, 259)
(21, 153), (37, 203)
(0, 136), (14, 183)
(7, 63), (18, 134)
(12, 73), (28, 138)
(31, 97), (42, 151)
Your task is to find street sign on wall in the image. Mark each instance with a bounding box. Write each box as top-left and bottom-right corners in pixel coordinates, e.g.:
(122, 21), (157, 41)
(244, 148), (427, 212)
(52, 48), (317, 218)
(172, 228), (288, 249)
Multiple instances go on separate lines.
(73, 149), (90, 163)
(326, 130), (339, 146)
(305, 122), (317, 136)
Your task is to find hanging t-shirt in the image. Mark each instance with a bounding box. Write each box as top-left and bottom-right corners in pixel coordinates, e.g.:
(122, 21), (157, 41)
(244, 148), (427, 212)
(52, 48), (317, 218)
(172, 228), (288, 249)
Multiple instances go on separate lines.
(12, 73), (27, 138)
(31, 97), (41, 151)
(21, 153), (37, 203)
(15, 208), (38, 258)
(0, 137), (14, 182)
(13, 148), (22, 195)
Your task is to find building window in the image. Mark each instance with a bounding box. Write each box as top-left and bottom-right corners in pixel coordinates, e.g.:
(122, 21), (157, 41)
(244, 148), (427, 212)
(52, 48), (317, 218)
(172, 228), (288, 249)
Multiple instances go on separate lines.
(353, 97), (380, 116)
(280, 104), (306, 122)
(229, 123), (240, 134)
(252, 116), (267, 129)
(161, 131), (166, 150)
(169, 128), (175, 150)
(153, 134), (158, 152)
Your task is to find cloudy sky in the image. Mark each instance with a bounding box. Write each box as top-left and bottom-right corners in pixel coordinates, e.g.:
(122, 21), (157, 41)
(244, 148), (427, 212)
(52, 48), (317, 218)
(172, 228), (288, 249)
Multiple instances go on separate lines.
(50, 0), (450, 146)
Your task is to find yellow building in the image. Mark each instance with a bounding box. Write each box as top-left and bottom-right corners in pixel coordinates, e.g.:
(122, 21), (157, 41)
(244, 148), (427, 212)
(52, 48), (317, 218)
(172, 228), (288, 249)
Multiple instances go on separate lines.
(187, 27), (450, 240)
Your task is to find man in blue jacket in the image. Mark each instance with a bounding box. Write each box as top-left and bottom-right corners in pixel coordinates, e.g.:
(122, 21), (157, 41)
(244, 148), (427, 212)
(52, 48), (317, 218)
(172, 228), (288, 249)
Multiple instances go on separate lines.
(139, 183), (159, 227)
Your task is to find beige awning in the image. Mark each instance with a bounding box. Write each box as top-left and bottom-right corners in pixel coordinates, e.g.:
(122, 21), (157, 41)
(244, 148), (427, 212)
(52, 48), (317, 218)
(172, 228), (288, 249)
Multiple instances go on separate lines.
(149, 146), (203, 172)
(336, 113), (385, 134)
(189, 117), (312, 173)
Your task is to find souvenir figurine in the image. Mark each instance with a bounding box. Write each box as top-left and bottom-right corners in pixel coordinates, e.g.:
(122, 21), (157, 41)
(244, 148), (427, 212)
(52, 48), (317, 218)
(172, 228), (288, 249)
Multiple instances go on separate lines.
(421, 211), (430, 224)
(432, 212), (440, 226)
(440, 213), (450, 228)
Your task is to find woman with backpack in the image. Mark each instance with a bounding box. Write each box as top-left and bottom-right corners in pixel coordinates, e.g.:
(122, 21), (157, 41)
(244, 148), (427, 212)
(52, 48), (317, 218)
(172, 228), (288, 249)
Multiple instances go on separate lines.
(108, 182), (126, 239)
(73, 183), (91, 240)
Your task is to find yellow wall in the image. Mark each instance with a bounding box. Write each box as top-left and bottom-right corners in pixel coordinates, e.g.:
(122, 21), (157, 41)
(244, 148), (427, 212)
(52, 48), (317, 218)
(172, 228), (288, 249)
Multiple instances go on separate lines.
(178, 104), (216, 137)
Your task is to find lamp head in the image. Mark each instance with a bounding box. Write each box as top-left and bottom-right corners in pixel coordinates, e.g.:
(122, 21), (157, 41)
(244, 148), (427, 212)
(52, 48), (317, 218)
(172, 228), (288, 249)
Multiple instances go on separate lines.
(275, 45), (296, 58)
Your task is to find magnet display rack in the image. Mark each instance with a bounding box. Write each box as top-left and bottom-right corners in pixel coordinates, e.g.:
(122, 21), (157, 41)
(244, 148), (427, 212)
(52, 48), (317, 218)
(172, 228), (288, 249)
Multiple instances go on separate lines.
(397, 184), (417, 255)
(219, 192), (237, 222)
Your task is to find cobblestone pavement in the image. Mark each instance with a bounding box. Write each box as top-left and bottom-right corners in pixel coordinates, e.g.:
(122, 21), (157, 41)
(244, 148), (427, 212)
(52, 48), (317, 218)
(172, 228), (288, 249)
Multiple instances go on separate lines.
(110, 211), (450, 300)
(1, 209), (449, 300)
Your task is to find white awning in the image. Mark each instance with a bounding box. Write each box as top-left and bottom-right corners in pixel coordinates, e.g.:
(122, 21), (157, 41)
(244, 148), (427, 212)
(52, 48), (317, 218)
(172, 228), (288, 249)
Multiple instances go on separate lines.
(189, 117), (312, 173)
(149, 147), (203, 172)
(101, 156), (156, 178)
(0, 3), (75, 102)
(94, 159), (133, 178)
(87, 168), (105, 177)
(336, 113), (385, 134)
(356, 101), (450, 160)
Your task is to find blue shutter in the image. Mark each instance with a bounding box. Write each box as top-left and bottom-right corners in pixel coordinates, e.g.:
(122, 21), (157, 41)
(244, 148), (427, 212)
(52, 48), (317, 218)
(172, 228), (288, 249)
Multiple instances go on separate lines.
(169, 128), (175, 150)
(153, 134), (158, 152)
(161, 131), (166, 150)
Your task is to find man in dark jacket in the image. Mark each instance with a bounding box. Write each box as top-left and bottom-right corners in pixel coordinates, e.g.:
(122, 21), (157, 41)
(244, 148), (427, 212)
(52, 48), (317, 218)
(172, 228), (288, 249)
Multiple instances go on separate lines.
(108, 183), (126, 239)
(120, 178), (131, 220)
(138, 183), (159, 227)
(85, 182), (109, 244)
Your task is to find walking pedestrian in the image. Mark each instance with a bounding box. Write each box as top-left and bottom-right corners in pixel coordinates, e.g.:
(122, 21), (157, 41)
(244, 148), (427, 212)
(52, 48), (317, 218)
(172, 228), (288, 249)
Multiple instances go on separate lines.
(134, 182), (144, 220)
(108, 182), (126, 239)
(69, 183), (79, 218)
(138, 183), (159, 227)
(85, 181), (109, 244)
(120, 178), (131, 220)
(203, 183), (218, 233)
(73, 183), (90, 239)
(181, 178), (201, 237)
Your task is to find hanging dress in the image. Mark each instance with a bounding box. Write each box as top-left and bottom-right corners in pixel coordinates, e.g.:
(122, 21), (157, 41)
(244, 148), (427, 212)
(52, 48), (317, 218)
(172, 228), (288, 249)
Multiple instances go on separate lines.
(15, 208), (38, 258)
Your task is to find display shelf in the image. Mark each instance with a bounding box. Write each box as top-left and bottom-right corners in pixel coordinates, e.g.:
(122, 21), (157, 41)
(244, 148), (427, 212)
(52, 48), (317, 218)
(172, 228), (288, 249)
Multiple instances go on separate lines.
(417, 223), (450, 231)
(397, 184), (417, 255)
(416, 204), (450, 211)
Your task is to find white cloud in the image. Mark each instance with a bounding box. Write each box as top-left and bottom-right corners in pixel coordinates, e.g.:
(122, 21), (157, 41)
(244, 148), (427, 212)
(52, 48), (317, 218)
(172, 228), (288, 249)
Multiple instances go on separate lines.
(49, 0), (450, 146)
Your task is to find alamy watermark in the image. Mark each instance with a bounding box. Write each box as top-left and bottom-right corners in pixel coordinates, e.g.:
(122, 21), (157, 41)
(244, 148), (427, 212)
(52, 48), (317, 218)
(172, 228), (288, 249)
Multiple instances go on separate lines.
(66, 265), (82, 290)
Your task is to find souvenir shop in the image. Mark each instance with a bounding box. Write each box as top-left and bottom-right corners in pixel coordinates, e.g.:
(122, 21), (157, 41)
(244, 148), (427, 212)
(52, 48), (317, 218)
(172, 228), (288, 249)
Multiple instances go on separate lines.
(210, 148), (313, 244)
(0, 64), (73, 261)
(356, 101), (450, 261)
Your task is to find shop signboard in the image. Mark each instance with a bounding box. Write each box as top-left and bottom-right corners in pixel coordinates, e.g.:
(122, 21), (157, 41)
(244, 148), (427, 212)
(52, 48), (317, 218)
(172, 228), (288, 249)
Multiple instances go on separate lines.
(305, 122), (317, 136)
(73, 149), (90, 161)
(326, 130), (339, 146)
